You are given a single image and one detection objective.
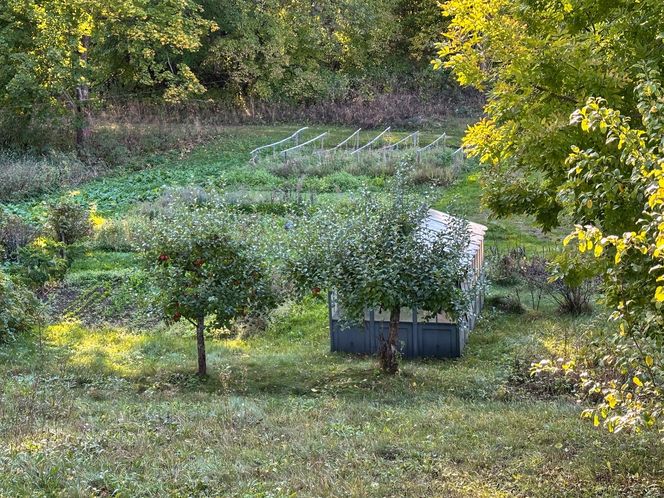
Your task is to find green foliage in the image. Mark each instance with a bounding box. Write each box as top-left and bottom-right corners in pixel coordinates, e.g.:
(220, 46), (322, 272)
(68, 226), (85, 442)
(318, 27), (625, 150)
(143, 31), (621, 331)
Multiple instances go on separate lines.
(0, 208), (38, 260)
(437, 0), (664, 232)
(139, 204), (276, 374)
(143, 209), (275, 327)
(0, 151), (94, 202)
(93, 217), (144, 252)
(546, 249), (601, 315)
(287, 171), (473, 372)
(16, 237), (69, 288)
(260, 147), (459, 189)
(195, 0), (448, 104)
(0, 270), (41, 340)
(439, 0), (664, 435)
(561, 69), (664, 433)
(0, 0), (216, 146)
(46, 194), (93, 245)
(0, 0), (459, 148)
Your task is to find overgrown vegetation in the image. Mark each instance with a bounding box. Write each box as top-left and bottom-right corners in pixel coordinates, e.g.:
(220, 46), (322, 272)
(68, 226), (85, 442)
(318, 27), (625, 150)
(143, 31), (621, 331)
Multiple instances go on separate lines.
(0, 123), (662, 495)
(1, 0), (663, 492)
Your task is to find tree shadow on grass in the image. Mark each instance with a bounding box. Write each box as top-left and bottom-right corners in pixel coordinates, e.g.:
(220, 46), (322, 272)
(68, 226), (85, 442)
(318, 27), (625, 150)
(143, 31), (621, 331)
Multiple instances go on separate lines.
(4, 309), (568, 406)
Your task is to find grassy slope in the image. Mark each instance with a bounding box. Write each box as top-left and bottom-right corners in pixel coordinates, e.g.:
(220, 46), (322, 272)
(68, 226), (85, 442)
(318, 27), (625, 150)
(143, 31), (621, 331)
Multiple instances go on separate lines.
(1, 125), (663, 497)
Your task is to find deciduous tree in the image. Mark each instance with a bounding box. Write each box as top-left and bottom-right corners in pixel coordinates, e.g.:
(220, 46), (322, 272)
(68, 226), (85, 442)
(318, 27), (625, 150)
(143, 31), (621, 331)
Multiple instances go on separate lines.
(0, 0), (216, 147)
(436, 0), (664, 232)
(141, 207), (275, 376)
(287, 176), (473, 373)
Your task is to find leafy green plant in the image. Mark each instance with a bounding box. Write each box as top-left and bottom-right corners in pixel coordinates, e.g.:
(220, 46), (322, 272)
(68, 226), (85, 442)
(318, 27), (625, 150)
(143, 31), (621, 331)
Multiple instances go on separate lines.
(138, 206), (277, 376)
(547, 249), (600, 315)
(0, 209), (38, 261)
(16, 237), (69, 288)
(93, 217), (145, 252)
(47, 194), (93, 245)
(561, 68), (664, 433)
(287, 171), (473, 373)
(0, 270), (41, 341)
(437, 0), (664, 233)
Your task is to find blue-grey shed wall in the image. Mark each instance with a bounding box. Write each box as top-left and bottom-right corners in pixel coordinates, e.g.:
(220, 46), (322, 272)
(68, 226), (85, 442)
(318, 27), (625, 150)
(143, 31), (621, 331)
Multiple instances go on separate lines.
(328, 287), (484, 358)
(330, 315), (463, 358)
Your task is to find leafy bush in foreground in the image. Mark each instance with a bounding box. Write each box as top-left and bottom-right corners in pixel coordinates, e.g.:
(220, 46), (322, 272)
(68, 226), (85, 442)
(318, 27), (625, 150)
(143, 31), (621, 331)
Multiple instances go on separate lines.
(0, 270), (41, 341)
(563, 70), (664, 434)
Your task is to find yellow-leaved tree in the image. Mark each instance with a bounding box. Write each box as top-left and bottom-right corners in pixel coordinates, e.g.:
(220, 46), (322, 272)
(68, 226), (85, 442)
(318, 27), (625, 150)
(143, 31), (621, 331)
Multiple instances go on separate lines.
(437, 0), (664, 433)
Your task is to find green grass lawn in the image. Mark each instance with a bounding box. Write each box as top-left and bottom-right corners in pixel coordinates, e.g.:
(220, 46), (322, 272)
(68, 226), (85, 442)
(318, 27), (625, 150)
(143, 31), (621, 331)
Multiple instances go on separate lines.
(1, 124), (663, 497)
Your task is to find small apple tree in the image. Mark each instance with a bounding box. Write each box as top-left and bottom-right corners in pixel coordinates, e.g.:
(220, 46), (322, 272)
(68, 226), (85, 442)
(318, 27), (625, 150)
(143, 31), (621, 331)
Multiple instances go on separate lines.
(287, 179), (473, 373)
(141, 208), (275, 376)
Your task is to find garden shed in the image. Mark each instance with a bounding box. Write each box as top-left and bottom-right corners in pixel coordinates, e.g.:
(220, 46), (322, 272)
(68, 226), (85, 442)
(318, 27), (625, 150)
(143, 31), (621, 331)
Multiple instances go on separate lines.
(329, 209), (486, 358)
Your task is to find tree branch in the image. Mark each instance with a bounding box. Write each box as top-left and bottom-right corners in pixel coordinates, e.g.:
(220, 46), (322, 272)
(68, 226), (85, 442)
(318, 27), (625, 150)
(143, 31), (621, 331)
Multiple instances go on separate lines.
(533, 85), (578, 104)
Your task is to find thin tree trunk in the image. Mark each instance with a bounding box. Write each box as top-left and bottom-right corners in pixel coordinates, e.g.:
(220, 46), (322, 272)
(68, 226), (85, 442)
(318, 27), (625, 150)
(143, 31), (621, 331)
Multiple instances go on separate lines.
(196, 315), (207, 376)
(379, 307), (400, 374)
(75, 35), (92, 149)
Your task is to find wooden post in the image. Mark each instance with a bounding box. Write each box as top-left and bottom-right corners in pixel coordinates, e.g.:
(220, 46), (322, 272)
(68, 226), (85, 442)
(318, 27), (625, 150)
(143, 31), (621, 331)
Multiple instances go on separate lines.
(196, 315), (207, 376)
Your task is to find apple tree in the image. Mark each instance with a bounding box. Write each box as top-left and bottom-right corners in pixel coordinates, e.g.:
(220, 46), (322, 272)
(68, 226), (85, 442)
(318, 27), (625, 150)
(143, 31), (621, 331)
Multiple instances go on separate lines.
(141, 207), (275, 376)
(287, 179), (473, 373)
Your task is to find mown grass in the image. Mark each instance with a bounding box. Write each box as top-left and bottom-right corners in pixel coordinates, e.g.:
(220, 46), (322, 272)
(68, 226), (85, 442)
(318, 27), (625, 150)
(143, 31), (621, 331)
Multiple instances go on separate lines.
(1, 299), (663, 497)
(1, 123), (663, 496)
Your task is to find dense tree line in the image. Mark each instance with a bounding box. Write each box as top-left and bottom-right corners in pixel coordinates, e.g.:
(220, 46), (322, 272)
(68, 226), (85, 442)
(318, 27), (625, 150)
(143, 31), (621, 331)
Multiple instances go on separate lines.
(0, 0), (455, 147)
(192, 0), (448, 103)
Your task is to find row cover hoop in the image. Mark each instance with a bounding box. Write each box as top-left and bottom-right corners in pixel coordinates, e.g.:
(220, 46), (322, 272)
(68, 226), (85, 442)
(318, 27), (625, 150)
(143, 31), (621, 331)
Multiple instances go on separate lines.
(250, 127), (309, 162)
(328, 128), (362, 153)
(350, 127), (391, 157)
(249, 128), (457, 165)
(381, 131), (419, 151)
(280, 132), (329, 160)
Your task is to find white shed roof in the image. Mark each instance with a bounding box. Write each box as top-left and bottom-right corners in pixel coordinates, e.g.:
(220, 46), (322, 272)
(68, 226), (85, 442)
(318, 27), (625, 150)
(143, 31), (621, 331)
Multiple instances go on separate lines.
(425, 209), (487, 258)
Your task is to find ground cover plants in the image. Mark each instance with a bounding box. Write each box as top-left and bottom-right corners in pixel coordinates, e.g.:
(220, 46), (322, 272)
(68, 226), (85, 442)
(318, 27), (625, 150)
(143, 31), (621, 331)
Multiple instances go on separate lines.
(2, 0), (664, 495)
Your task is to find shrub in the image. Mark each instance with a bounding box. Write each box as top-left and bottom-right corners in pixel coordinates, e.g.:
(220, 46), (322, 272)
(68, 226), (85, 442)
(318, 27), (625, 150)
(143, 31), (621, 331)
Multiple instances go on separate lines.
(487, 246), (525, 286)
(94, 217), (145, 252)
(16, 237), (69, 288)
(0, 210), (38, 261)
(0, 151), (93, 202)
(47, 194), (93, 245)
(486, 294), (525, 314)
(517, 254), (549, 311)
(409, 165), (456, 186)
(548, 250), (601, 315)
(512, 356), (579, 398)
(0, 270), (41, 341)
